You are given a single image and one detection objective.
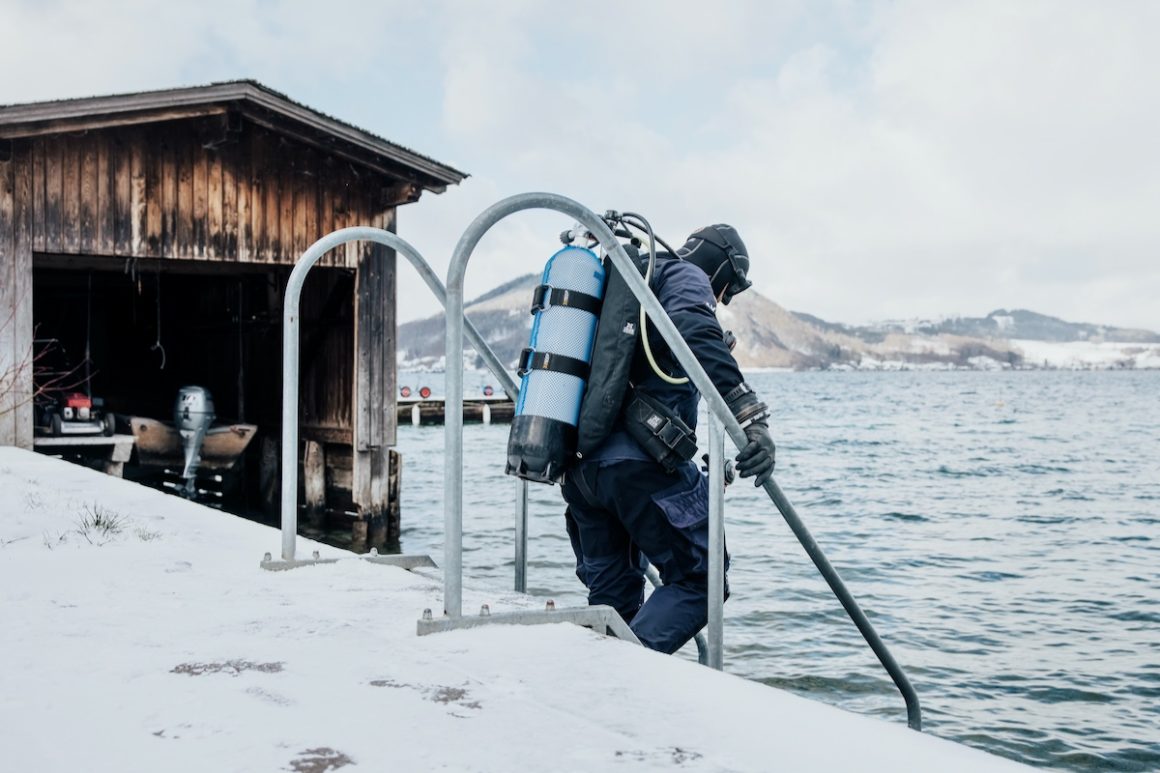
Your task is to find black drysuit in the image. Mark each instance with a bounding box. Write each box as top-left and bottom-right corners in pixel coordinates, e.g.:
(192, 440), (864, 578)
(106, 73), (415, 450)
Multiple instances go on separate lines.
(561, 253), (746, 653)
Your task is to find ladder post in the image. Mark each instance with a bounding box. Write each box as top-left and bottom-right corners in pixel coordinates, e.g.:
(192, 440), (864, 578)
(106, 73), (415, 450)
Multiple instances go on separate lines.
(707, 411), (726, 670)
(514, 478), (529, 593)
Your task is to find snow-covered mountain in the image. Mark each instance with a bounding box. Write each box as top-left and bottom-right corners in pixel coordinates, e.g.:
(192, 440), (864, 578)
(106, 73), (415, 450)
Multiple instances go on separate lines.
(398, 273), (1160, 372)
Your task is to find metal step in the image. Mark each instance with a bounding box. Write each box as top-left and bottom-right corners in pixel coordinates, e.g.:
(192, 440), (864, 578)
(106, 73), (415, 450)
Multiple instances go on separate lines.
(416, 601), (641, 646)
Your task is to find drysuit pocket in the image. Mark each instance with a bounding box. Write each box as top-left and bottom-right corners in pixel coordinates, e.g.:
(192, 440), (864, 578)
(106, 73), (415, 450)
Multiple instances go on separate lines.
(650, 466), (709, 531)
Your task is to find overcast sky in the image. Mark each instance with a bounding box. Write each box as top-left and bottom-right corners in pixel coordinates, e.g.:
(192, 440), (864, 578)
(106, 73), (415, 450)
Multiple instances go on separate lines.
(3, 0), (1158, 329)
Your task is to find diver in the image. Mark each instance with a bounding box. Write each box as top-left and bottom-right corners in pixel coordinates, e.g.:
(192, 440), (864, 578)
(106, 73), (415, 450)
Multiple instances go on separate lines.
(560, 224), (776, 654)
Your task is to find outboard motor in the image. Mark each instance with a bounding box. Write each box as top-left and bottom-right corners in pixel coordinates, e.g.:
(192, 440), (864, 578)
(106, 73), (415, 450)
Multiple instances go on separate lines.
(175, 386), (215, 498)
(506, 242), (606, 483)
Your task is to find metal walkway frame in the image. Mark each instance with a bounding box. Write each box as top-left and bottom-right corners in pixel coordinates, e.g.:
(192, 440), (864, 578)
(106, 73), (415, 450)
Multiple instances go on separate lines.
(438, 193), (922, 730)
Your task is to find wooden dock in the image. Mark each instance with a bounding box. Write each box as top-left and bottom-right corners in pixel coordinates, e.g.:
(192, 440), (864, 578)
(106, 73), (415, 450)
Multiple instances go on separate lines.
(397, 396), (514, 426)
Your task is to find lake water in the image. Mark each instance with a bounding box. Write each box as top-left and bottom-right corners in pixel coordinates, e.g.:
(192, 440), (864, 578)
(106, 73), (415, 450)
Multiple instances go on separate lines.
(392, 370), (1160, 771)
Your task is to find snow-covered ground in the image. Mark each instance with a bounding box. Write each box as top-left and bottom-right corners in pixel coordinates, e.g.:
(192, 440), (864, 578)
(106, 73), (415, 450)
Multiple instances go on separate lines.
(1011, 339), (1160, 370)
(0, 448), (1029, 772)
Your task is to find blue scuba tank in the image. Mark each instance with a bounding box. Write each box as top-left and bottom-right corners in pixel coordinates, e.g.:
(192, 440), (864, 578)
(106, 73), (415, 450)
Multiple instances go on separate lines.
(505, 245), (606, 483)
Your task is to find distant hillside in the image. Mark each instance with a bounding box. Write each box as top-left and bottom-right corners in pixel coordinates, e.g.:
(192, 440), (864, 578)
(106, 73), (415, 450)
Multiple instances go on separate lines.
(872, 309), (1160, 344)
(398, 274), (1160, 372)
(398, 274), (539, 371)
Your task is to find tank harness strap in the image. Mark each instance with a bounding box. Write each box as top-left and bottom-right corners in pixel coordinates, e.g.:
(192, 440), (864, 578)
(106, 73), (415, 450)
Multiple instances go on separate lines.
(517, 348), (590, 380)
(531, 285), (603, 316)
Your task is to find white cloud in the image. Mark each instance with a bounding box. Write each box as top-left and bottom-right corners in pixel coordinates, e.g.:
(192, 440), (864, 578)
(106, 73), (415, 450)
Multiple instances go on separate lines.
(2, 0), (1158, 329)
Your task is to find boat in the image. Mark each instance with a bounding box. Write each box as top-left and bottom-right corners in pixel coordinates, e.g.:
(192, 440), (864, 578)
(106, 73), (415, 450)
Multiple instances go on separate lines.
(124, 415), (258, 470)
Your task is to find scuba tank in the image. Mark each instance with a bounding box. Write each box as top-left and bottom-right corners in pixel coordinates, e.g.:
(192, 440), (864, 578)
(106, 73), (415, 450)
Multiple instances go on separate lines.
(505, 244), (606, 483)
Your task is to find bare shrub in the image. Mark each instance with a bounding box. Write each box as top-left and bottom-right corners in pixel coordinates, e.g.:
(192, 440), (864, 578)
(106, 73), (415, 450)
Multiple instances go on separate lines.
(74, 503), (127, 546)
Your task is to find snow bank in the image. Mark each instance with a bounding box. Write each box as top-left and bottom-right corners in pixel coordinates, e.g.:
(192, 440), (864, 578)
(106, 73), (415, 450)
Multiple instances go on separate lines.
(0, 449), (1028, 772)
(1011, 339), (1160, 370)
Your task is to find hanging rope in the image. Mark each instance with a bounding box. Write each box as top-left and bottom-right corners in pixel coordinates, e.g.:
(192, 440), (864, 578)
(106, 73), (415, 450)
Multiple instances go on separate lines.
(151, 261), (166, 370)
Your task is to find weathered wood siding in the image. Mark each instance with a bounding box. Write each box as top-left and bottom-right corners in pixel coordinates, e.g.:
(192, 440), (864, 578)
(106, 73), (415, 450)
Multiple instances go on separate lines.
(27, 118), (387, 268)
(0, 139), (34, 447)
(353, 208), (397, 523)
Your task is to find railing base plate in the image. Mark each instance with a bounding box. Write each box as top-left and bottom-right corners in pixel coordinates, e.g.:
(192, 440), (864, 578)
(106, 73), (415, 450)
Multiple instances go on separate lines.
(260, 553), (437, 572)
(417, 604), (641, 646)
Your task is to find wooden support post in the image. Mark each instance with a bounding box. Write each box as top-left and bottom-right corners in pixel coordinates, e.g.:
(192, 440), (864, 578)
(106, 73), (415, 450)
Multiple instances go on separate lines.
(0, 140), (33, 448)
(259, 435), (280, 519)
(303, 440), (326, 528)
(351, 515), (369, 552)
(387, 448), (402, 544)
(351, 208), (397, 550)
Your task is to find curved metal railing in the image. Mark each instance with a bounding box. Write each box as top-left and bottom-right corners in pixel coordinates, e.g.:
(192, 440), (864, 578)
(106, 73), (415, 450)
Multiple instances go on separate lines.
(442, 193), (922, 730)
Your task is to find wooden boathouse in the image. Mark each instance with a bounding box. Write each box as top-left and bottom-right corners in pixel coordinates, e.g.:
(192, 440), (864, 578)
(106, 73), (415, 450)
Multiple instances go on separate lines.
(0, 81), (466, 546)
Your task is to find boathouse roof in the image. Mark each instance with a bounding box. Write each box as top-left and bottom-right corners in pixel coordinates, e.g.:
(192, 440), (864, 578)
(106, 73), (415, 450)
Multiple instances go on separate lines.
(0, 80), (467, 192)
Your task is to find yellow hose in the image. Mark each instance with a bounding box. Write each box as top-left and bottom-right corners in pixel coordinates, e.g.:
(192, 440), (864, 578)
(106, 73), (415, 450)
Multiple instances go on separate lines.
(626, 222), (689, 386)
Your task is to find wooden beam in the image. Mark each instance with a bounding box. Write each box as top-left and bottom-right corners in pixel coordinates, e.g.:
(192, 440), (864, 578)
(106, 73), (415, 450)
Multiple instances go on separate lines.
(31, 138), (45, 252)
(208, 146), (223, 259)
(277, 142), (294, 262)
(111, 132), (131, 255)
(43, 136), (63, 253)
(176, 137), (193, 257)
(144, 129), (162, 255)
(0, 107), (230, 140)
(387, 448), (401, 543)
(0, 154), (15, 444)
(96, 132), (113, 253)
(79, 133), (97, 253)
(382, 182), (421, 207)
(351, 206), (397, 531)
(299, 424), (353, 445)
(32, 252), (301, 277)
(162, 134), (178, 258)
(0, 142), (34, 447)
(262, 131), (279, 262)
(193, 140), (209, 258)
(303, 439), (326, 527)
(62, 138), (80, 253)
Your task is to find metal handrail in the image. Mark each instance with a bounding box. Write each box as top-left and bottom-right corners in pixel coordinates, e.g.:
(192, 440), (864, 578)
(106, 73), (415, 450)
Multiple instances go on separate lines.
(444, 193), (921, 730)
(279, 227), (522, 561)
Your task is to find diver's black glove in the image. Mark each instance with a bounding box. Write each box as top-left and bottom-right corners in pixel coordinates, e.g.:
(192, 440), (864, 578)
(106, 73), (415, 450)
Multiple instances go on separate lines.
(724, 382), (775, 487)
(735, 421), (775, 486)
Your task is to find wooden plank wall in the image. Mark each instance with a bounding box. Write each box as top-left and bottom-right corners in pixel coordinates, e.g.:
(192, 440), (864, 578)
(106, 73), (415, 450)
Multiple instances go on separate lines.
(27, 118), (386, 268)
(0, 139), (34, 447)
(300, 268), (356, 433)
(352, 207), (398, 523)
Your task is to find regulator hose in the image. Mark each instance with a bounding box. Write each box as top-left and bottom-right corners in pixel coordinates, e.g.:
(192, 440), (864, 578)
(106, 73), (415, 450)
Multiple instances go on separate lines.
(619, 212), (689, 386)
